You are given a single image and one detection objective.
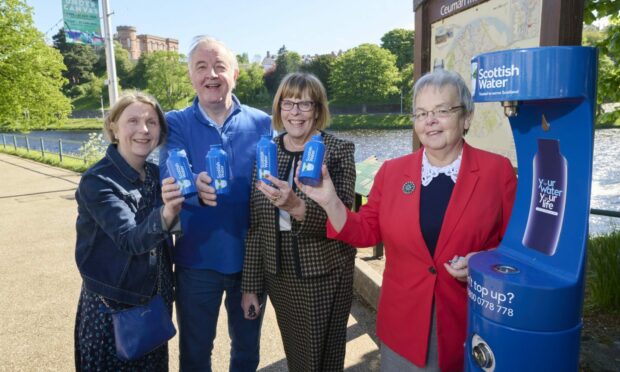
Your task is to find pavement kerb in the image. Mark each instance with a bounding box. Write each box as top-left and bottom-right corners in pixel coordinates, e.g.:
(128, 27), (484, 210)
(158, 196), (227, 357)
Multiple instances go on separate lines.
(353, 257), (382, 311)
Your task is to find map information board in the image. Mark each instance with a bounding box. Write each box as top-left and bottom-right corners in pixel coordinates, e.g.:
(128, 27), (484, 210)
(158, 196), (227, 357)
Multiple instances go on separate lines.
(430, 0), (542, 164)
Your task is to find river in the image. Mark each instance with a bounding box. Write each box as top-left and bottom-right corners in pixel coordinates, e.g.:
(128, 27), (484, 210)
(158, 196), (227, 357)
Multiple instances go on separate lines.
(7, 128), (620, 236)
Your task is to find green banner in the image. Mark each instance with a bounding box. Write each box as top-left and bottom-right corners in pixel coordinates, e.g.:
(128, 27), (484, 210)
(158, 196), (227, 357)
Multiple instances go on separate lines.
(62, 0), (103, 45)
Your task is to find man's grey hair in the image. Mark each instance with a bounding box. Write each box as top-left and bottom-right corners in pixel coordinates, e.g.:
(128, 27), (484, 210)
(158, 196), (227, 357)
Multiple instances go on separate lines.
(412, 69), (474, 116)
(187, 35), (239, 72)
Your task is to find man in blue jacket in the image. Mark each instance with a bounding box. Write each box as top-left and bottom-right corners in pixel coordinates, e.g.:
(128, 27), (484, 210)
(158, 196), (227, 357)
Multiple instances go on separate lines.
(159, 36), (272, 371)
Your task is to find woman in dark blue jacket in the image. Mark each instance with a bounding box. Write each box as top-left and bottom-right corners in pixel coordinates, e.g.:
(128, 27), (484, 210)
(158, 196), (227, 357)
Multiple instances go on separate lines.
(74, 92), (183, 371)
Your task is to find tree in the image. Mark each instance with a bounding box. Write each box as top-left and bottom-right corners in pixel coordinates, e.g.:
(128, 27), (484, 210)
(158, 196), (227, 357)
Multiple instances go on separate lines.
(330, 44), (400, 112)
(53, 28), (98, 91)
(124, 53), (149, 90)
(0, 0), (71, 130)
(143, 51), (194, 110)
(235, 63), (270, 105)
(381, 28), (414, 70)
(584, 0), (620, 123)
(237, 53), (249, 65)
(300, 54), (336, 97)
(93, 41), (135, 89)
(264, 51), (301, 96)
(398, 63), (414, 112)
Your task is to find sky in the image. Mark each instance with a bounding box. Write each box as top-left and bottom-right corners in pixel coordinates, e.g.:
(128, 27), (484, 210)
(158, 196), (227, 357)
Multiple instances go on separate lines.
(26, 0), (414, 62)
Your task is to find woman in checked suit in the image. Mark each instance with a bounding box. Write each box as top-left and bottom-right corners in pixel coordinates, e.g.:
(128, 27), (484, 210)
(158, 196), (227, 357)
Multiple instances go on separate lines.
(241, 72), (356, 372)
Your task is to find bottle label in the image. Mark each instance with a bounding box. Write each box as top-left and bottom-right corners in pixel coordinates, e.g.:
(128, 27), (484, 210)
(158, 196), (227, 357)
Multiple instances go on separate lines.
(259, 150), (270, 168)
(175, 162), (187, 180)
(212, 161), (226, 189)
(305, 147), (316, 162)
(535, 178), (563, 216)
(302, 162), (315, 172)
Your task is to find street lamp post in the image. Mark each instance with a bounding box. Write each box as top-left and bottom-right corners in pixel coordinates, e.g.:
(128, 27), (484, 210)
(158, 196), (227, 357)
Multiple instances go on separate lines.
(101, 0), (118, 106)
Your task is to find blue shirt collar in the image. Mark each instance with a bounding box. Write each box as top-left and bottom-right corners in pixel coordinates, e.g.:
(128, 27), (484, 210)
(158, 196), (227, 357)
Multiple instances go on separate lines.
(194, 95), (241, 128)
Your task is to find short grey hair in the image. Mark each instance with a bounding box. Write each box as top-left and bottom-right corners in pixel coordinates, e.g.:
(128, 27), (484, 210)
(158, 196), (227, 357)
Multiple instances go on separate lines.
(187, 35), (239, 72)
(412, 69), (474, 116)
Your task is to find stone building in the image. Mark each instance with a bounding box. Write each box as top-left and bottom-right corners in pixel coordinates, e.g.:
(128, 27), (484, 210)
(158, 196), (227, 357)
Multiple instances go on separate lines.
(115, 26), (179, 60)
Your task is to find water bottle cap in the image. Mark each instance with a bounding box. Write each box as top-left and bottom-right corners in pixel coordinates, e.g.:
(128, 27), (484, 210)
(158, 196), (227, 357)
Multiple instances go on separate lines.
(169, 148), (187, 156)
(312, 134), (323, 141)
(210, 144), (222, 149)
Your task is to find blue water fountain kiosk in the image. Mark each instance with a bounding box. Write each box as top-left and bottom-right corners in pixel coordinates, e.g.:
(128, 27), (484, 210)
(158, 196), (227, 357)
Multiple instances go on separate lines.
(466, 46), (598, 371)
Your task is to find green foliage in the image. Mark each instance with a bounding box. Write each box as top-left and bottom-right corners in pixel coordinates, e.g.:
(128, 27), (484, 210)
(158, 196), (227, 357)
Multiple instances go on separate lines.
(112, 43), (135, 86)
(264, 51), (301, 96)
(53, 28), (98, 90)
(398, 63), (414, 112)
(237, 53), (250, 65)
(380, 28), (414, 70)
(583, 2), (620, 124)
(596, 54), (620, 124)
(125, 53), (149, 90)
(142, 51), (194, 110)
(300, 54), (336, 97)
(79, 132), (107, 163)
(56, 118), (102, 130)
(92, 41), (135, 88)
(330, 44), (400, 109)
(584, 0), (620, 25)
(0, 0), (71, 131)
(587, 231), (620, 311)
(235, 63), (270, 105)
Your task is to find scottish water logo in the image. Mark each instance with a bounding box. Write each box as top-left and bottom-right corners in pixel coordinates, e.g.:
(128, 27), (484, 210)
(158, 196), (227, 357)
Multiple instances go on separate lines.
(166, 148), (197, 198)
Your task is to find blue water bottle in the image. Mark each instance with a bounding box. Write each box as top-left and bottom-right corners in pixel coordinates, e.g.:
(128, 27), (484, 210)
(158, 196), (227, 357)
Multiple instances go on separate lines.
(206, 144), (230, 194)
(166, 148), (197, 198)
(298, 134), (325, 186)
(256, 135), (278, 185)
(522, 138), (568, 256)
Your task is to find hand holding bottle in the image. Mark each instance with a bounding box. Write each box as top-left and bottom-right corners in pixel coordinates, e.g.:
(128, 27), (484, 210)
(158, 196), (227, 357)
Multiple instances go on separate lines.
(257, 174), (305, 220)
(196, 172), (217, 207)
(295, 163), (348, 232)
(161, 176), (184, 229)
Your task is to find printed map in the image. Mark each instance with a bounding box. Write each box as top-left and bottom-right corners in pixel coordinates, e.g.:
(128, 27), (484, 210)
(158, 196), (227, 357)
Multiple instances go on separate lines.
(430, 0), (542, 163)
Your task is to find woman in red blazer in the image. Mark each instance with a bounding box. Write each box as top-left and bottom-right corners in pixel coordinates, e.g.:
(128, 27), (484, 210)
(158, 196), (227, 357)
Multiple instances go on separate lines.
(298, 69), (517, 371)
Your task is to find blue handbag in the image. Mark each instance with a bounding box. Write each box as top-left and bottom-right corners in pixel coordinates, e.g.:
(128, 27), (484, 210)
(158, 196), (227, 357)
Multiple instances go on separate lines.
(110, 294), (176, 361)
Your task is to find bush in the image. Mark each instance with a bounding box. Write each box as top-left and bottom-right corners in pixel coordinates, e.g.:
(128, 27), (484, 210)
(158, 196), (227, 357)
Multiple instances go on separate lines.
(79, 132), (107, 163)
(587, 231), (620, 311)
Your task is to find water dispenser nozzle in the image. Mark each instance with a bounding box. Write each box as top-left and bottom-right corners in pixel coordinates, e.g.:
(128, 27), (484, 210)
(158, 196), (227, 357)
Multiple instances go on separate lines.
(501, 101), (519, 117)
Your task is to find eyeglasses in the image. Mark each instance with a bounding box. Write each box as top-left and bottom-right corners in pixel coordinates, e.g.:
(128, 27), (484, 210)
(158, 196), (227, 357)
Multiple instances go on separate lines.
(280, 100), (315, 112)
(412, 105), (464, 122)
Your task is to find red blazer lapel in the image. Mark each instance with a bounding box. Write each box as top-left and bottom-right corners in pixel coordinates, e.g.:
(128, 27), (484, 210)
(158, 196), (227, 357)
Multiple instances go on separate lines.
(398, 150), (435, 265)
(434, 142), (480, 259)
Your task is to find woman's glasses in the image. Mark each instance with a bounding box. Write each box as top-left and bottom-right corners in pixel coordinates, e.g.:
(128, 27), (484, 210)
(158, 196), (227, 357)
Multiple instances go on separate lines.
(280, 100), (315, 112)
(412, 105), (464, 122)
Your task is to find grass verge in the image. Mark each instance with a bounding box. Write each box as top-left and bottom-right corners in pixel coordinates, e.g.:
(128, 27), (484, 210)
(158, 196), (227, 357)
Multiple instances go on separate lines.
(53, 118), (103, 131)
(0, 146), (91, 173)
(585, 231), (620, 313)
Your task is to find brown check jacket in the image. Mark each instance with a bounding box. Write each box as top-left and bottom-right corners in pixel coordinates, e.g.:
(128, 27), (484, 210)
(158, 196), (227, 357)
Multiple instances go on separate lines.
(241, 132), (357, 293)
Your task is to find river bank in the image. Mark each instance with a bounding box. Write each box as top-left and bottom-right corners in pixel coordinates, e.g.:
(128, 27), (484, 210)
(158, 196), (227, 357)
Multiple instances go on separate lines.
(2, 114), (414, 132)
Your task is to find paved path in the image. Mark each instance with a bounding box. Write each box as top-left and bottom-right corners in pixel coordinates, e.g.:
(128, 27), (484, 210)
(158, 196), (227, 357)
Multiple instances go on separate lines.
(0, 153), (380, 371)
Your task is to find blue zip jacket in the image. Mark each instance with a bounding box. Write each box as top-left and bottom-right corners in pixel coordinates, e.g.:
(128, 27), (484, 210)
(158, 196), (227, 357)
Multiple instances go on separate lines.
(75, 145), (171, 306)
(160, 96), (272, 273)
